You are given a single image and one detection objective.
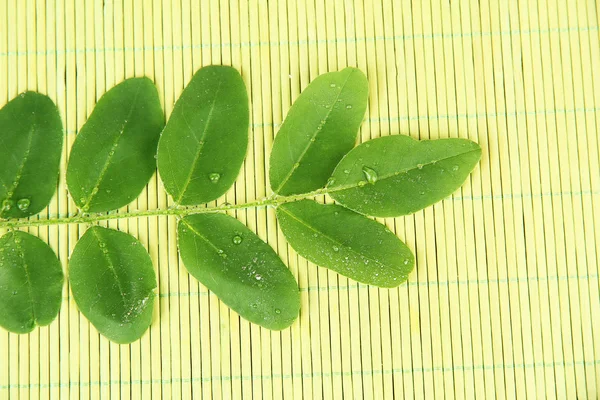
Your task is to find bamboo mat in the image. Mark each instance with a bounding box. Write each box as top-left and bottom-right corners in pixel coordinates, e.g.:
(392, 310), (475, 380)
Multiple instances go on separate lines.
(1, 0), (599, 399)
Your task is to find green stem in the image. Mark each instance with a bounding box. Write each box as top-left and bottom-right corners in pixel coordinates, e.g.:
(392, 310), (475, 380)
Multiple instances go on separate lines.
(0, 189), (328, 230)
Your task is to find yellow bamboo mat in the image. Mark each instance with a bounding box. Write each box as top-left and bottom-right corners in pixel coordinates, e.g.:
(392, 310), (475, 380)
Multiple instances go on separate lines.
(1, 0), (599, 399)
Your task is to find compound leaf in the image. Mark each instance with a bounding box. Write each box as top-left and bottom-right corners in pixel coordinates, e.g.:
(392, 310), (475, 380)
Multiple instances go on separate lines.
(69, 226), (157, 344)
(178, 213), (300, 330)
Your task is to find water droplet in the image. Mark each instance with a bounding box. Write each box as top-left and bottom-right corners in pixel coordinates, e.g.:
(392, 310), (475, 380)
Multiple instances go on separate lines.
(12, 290), (17, 295)
(317, 125), (322, 130)
(358, 180), (367, 187)
(324, 105), (330, 109)
(2, 199), (13, 211)
(346, 104), (353, 109)
(293, 162), (300, 168)
(330, 83), (336, 88)
(219, 253), (228, 259)
(255, 274), (262, 281)
(209, 172), (220, 183)
(275, 308), (281, 314)
(19, 93), (26, 98)
(251, 303), (258, 309)
(326, 177), (335, 186)
(343, 169), (350, 174)
(419, 191), (425, 195)
(99, 242), (106, 248)
(333, 246), (339, 252)
(310, 138), (316, 142)
(404, 259), (410, 265)
(16, 198), (30, 211)
(452, 165), (459, 171)
(362, 166), (378, 184)
(417, 164), (423, 170)
(91, 188), (99, 195)
(232, 235), (243, 245)
(14, 236), (21, 244)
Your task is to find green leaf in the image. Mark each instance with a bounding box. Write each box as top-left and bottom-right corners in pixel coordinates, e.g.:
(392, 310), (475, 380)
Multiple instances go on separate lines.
(0, 92), (63, 219)
(157, 66), (249, 205)
(328, 135), (482, 217)
(269, 67), (368, 196)
(178, 213), (300, 330)
(69, 226), (157, 344)
(0, 231), (64, 333)
(66, 77), (164, 213)
(276, 200), (414, 288)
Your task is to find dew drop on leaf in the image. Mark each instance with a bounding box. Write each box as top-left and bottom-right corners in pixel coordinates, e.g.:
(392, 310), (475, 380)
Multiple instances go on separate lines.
(404, 259), (410, 265)
(2, 199), (14, 211)
(326, 177), (335, 186)
(332, 246), (339, 252)
(346, 104), (352, 109)
(343, 169), (350, 174)
(255, 274), (262, 281)
(358, 181), (368, 187)
(16, 198), (30, 211)
(417, 164), (423, 170)
(232, 235), (243, 245)
(330, 83), (336, 88)
(362, 166), (378, 184)
(452, 165), (460, 171)
(275, 309), (281, 314)
(209, 173), (221, 183)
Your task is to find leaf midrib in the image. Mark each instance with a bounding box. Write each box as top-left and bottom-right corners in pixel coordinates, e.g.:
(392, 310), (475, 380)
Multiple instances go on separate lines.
(273, 70), (356, 194)
(0, 116), (36, 214)
(175, 78), (224, 204)
(180, 219), (223, 254)
(277, 206), (404, 273)
(81, 81), (144, 210)
(12, 233), (38, 326)
(90, 228), (128, 311)
(328, 147), (481, 194)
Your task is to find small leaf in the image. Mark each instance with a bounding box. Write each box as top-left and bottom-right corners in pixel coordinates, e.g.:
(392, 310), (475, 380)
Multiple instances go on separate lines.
(66, 77), (164, 213)
(158, 66), (249, 205)
(178, 213), (300, 330)
(0, 231), (64, 333)
(276, 200), (414, 288)
(0, 92), (63, 219)
(269, 67), (368, 196)
(328, 135), (482, 217)
(69, 226), (157, 343)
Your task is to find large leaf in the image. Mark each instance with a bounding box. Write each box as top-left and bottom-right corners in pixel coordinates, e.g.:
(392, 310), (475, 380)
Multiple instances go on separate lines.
(269, 67), (368, 196)
(0, 92), (63, 219)
(66, 77), (164, 213)
(276, 200), (414, 287)
(157, 65), (249, 205)
(0, 231), (64, 333)
(178, 213), (300, 330)
(328, 135), (482, 217)
(69, 226), (157, 344)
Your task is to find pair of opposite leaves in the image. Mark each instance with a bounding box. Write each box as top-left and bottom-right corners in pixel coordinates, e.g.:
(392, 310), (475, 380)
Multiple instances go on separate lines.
(0, 66), (481, 342)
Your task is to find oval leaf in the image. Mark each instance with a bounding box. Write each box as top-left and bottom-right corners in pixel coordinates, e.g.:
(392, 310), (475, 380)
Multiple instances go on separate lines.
(328, 135), (482, 217)
(269, 67), (368, 196)
(276, 200), (414, 287)
(0, 231), (64, 333)
(158, 65), (249, 205)
(69, 226), (157, 343)
(178, 213), (300, 330)
(66, 77), (164, 213)
(0, 92), (63, 218)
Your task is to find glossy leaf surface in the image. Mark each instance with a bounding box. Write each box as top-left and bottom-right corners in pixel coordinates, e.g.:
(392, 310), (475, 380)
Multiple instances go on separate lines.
(158, 65), (249, 205)
(277, 200), (414, 287)
(328, 135), (482, 217)
(69, 226), (157, 343)
(66, 77), (164, 213)
(0, 231), (64, 333)
(0, 92), (63, 218)
(269, 67), (368, 195)
(178, 213), (300, 330)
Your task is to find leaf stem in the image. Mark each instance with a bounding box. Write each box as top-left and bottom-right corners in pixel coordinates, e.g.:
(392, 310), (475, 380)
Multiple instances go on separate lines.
(0, 189), (329, 230)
